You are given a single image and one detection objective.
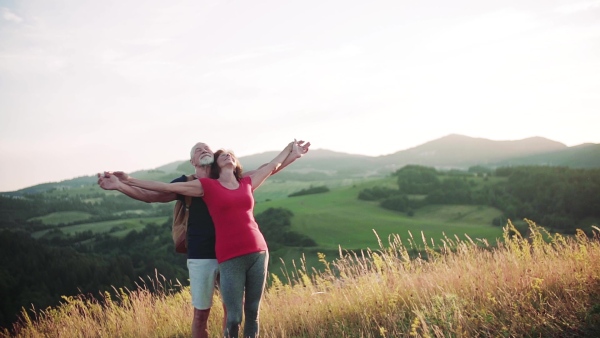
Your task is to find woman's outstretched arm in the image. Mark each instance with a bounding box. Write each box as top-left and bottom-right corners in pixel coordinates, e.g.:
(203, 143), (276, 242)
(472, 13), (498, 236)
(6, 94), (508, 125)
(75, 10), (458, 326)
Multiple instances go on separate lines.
(272, 139), (310, 175)
(249, 140), (308, 190)
(243, 140), (310, 177)
(111, 171), (204, 197)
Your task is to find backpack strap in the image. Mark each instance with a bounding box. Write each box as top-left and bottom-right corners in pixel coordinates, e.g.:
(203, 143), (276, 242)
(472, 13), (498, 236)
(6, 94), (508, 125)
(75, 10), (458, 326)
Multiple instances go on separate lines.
(184, 175), (195, 208)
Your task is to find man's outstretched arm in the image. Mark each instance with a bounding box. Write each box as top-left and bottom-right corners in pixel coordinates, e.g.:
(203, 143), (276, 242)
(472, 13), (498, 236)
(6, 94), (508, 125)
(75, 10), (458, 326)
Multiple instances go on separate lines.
(97, 172), (177, 203)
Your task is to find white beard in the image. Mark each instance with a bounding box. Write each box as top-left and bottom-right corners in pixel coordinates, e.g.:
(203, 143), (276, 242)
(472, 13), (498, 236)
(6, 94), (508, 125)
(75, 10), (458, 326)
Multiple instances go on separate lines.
(198, 155), (214, 166)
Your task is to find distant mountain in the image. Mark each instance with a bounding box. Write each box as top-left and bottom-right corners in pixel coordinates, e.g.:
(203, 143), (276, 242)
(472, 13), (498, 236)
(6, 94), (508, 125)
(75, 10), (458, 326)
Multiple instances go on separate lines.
(155, 160), (188, 172)
(240, 149), (375, 173)
(493, 143), (600, 168)
(376, 134), (567, 169)
(240, 134), (572, 174)
(2, 134), (597, 195)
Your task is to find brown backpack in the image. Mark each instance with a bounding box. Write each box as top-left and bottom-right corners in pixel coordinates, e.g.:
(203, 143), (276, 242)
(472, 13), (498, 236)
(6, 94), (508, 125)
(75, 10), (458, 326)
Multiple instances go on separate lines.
(172, 175), (194, 254)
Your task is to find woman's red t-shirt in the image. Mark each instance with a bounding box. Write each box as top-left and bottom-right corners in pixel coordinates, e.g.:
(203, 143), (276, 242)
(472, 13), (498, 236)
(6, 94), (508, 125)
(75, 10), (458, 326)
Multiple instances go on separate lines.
(199, 176), (268, 263)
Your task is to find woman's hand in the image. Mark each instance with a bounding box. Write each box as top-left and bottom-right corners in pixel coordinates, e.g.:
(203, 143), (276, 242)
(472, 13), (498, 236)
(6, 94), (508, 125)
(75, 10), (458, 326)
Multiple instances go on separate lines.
(291, 139), (311, 159)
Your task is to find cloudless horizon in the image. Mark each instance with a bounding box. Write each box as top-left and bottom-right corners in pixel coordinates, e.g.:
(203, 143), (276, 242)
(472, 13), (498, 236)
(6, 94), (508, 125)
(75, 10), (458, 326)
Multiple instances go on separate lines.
(1, 0), (600, 192)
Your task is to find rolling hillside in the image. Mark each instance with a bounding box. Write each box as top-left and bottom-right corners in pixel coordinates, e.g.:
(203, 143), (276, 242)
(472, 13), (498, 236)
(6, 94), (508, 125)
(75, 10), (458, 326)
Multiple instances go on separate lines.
(2, 147), (598, 331)
(375, 134), (567, 168)
(2, 134), (597, 195)
(492, 142), (600, 168)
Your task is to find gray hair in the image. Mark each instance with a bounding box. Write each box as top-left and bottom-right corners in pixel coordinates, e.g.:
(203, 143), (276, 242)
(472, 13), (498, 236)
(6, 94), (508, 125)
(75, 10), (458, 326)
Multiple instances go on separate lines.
(190, 142), (206, 160)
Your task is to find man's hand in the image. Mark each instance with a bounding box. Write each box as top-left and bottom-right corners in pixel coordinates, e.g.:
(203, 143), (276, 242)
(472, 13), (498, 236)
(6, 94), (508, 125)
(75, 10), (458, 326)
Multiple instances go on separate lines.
(112, 171), (131, 183)
(97, 172), (121, 190)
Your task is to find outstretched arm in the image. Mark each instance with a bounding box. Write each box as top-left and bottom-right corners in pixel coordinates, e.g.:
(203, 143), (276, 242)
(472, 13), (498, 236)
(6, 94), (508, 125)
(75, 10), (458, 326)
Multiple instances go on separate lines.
(113, 172), (205, 197)
(273, 139), (310, 175)
(244, 140), (310, 177)
(248, 140), (306, 190)
(97, 172), (177, 203)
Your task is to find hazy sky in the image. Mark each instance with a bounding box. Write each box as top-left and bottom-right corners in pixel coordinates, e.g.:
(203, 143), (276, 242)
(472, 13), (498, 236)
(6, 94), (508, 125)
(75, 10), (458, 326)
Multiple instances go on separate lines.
(1, 0), (599, 192)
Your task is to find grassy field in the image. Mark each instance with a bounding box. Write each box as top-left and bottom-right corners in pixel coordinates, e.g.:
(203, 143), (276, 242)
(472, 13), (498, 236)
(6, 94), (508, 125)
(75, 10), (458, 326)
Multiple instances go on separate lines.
(40, 184), (99, 196)
(253, 176), (505, 278)
(32, 217), (169, 239)
(29, 176), (505, 261)
(27, 174), (505, 275)
(255, 178), (505, 251)
(11, 175), (600, 337)
(7, 222), (600, 337)
(29, 211), (93, 225)
(113, 209), (155, 216)
(252, 175), (386, 202)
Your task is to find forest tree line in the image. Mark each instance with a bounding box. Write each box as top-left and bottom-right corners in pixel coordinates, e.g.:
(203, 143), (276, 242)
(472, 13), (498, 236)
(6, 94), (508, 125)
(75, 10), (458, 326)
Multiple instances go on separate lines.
(358, 165), (600, 233)
(0, 192), (172, 232)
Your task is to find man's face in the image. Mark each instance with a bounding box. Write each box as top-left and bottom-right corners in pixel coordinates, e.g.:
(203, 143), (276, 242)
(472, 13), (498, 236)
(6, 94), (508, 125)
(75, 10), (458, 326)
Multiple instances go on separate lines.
(192, 143), (214, 166)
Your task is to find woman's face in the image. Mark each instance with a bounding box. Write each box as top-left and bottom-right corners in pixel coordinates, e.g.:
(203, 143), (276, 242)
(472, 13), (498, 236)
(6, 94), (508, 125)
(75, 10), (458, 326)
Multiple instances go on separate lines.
(216, 151), (237, 168)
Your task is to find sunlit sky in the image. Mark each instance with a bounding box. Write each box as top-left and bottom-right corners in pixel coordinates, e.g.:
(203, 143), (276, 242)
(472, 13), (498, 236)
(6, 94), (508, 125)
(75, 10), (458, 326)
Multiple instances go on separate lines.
(1, 0), (599, 192)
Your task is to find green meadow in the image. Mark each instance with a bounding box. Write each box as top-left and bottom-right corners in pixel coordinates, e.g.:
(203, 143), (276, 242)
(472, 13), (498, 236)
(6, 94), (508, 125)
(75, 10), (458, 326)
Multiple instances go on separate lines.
(32, 217), (169, 239)
(24, 175), (506, 280)
(9, 222), (600, 337)
(30, 175), (504, 256)
(252, 176), (385, 202)
(255, 178), (504, 251)
(7, 168), (600, 336)
(253, 176), (505, 277)
(29, 211), (93, 225)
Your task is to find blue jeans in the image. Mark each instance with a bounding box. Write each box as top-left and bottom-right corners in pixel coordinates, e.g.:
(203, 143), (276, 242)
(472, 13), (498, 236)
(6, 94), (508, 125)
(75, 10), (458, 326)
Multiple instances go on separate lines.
(219, 251), (268, 338)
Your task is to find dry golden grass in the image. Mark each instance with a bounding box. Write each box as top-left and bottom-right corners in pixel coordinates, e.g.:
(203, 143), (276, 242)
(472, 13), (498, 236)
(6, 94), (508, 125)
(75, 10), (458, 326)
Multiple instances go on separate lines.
(2, 272), (197, 338)
(4, 219), (600, 337)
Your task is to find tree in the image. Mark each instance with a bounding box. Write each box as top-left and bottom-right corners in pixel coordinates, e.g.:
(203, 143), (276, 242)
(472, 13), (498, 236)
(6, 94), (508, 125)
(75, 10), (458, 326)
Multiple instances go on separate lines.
(393, 165), (441, 194)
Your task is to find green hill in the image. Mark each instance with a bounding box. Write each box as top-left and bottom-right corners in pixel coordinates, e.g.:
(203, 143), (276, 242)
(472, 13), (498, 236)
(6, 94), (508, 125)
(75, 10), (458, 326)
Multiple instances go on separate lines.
(18, 175), (504, 250)
(255, 179), (504, 251)
(2, 163), (599, 330)
(4, 134), (597, 196)
(252, 176), (505, 276)
(493, 143), (600, 168)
